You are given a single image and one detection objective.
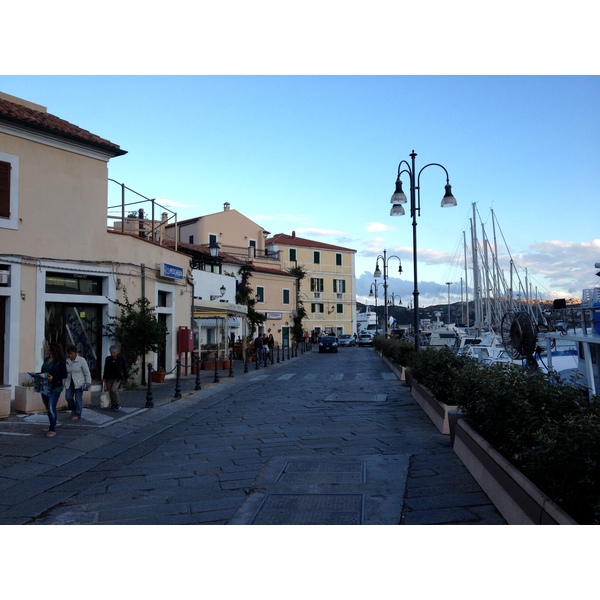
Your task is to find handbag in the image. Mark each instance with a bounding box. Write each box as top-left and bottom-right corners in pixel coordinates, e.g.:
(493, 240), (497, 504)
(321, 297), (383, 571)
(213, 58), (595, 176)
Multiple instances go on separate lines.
(100, 391), (110, 409)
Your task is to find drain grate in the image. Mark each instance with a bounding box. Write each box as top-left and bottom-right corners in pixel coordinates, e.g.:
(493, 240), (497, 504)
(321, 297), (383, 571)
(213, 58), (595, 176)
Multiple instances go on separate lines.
(275, 460), (366, 484)
(250, 493), (365, 524)
(324, 393), (386, 402)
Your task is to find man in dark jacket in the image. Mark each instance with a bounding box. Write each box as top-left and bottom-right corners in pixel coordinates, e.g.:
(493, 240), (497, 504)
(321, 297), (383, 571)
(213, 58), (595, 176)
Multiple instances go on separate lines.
(102, 345), (128, 412)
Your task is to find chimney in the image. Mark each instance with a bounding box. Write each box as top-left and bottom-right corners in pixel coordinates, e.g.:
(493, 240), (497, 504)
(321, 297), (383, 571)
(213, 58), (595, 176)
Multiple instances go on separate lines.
(224, 202), (230, 211)
(292, 231), (296, 238)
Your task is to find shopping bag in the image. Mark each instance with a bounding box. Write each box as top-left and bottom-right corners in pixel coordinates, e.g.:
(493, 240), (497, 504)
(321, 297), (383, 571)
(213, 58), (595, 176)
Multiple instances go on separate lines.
(100, 391), (110, 409)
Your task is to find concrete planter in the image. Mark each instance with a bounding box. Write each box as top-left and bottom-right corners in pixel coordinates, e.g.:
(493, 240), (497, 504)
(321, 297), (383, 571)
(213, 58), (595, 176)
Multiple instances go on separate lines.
(411, 380), (458, 435)
(380, 355), (409, 384)
(0, 385), (11, 419)
(453, 418), (577, 525)
(14, 386), (91, 414)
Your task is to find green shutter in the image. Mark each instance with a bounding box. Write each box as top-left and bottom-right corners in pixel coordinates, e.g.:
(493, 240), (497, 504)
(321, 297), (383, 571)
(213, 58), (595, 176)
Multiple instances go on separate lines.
(0, 161), (10, 218)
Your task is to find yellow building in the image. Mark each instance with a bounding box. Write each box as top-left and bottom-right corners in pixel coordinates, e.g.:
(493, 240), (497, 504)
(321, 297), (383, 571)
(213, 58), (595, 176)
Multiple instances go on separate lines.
(267, 232), (357, 338)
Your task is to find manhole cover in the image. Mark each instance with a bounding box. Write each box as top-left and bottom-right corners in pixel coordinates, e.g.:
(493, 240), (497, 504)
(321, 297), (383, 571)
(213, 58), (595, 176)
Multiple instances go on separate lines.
(324, 393), (386, 402)
(250, 494), (365, 524)
(275, 460), (366, 484)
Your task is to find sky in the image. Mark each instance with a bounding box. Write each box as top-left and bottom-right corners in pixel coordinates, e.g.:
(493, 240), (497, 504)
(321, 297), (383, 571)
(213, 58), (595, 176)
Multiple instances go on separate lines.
(2, 74), (598, 309)
(2, 2), (597, 592)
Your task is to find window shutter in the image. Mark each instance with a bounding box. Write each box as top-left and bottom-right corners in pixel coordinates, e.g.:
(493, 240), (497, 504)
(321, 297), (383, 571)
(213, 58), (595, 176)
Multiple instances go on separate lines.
(0, 161), (10, 218)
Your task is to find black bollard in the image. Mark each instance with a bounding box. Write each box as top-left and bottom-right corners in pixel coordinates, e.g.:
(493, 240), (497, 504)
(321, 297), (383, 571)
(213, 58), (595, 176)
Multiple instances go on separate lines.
(229, 350), (234, 377)
(255, 349), (259, 369)
(145, 362), (154, 408)
(244, 349), (248, 374)
(270, 346), (274, 364)
(287, 344), (290, 360)
(281, 344), (285, 362)
(214, 353), (220, 383)
(277, 346), (280, 363)
(195, 355), (202, 390)
(174, 359), (182, 399)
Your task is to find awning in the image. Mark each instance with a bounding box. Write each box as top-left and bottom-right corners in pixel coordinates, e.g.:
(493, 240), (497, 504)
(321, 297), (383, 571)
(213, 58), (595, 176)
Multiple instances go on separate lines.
(195, 317), (241, 328)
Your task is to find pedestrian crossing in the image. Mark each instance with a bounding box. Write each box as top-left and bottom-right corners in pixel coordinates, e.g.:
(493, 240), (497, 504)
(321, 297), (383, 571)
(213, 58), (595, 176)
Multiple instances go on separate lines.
(250, 371), (399, 382)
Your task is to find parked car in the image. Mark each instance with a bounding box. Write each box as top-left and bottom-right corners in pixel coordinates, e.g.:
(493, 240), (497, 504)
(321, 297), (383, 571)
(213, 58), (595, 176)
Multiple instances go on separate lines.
(338, 334), (356, 347)
(318, 335), (338, 353)
(357, 333), (374, 347)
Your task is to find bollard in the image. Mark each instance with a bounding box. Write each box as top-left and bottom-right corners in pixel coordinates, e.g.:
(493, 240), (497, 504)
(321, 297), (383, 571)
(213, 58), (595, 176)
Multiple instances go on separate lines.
(214, 352), (220, 383)
(229, 350), (234, 377)
(255, 349), (259, 370)
(277, 346), (280, 363)
(145, 362), (154, 408)
(281, 344), (285, 362)
(287, 344), (290, 360)
(244, 349), (249, 374)
(195, 355), (202, 390)
(174, 359), (182, 399)
(270, 346), (274, 364)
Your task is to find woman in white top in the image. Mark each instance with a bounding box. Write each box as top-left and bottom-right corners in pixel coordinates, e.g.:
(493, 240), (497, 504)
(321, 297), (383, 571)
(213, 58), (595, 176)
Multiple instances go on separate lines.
(65, 344), (92, 420)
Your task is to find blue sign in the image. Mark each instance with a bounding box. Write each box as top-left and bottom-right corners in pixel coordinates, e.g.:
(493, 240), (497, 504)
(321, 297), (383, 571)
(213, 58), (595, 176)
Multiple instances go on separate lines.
(160, 263), (184, 280)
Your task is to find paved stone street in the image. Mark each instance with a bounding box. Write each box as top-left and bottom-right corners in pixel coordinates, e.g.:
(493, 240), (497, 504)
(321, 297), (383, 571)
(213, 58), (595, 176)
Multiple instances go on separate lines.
(0, 346), (505, 525)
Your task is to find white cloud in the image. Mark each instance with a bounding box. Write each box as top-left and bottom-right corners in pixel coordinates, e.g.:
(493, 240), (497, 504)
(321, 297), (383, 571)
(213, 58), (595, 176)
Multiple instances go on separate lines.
(365, 222), (394, 233)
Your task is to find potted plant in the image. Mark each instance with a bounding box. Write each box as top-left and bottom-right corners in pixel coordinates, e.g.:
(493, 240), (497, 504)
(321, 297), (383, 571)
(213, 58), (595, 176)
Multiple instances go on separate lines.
(151, 366), (167, 383)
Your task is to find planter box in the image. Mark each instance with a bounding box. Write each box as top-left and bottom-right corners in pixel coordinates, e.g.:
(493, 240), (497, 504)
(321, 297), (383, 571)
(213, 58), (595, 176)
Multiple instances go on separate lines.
(453, 419), (577, 525)
(380, 355), (409, 384)
(14, 386), (91, 414)
(411, 380), (458, 435)
(0, 385), (11, 419)
(151, 371), (167, 383)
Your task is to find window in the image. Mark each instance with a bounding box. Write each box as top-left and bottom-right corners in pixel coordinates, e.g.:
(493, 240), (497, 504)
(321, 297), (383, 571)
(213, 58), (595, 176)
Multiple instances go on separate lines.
(337, 304), (344, 314)
(256, 286), (264, 303)
(336, 253), (342, 266)
(209, 233), (217, 245)
(249, 240), (257, 258)
(313, 251), (320, 264)
(0, 153), (18, 230)
(311, 303), (324, 313)
(0, 161), (10, 219)
(282, 289), (290, 304)
(310, 278), (324, 292)
(45, 273), (103, 295)
(333, 279), (346, 293)
(188, 235), (194, 244)
(289, 248), (297, 262)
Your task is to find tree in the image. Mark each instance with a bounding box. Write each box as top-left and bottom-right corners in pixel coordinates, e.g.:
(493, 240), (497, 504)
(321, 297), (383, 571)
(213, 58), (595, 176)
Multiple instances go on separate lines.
(235, 265), (265, 340)
(288, 265), (307, 343)
(103, 293), (167, 382)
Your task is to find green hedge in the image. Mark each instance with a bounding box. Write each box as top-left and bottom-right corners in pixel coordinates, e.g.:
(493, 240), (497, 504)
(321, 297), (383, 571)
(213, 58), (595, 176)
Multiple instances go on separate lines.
(376, 343), (600, 524)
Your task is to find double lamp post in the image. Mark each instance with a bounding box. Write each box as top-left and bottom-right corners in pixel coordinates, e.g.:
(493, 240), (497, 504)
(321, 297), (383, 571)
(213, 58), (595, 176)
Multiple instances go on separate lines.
(373, 250), (402, 337)
(389, 150), (457, 351)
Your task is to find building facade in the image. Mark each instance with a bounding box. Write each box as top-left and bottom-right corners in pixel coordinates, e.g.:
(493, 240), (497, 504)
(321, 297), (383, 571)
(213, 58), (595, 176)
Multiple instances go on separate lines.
(0, 92), (193, 395)
(267, 232), (357, 337)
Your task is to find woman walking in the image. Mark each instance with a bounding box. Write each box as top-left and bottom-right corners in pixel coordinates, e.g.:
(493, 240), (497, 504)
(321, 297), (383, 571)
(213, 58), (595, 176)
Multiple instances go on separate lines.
(41, 342), (68, 437)
(65, 345), (92, 421)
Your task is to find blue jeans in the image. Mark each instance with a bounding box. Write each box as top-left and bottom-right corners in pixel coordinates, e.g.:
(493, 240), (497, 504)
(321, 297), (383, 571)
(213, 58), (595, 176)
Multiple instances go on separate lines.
(41, 390), (61, 432)
(65, 384), (83, 418)
(256, 347), (264, 363)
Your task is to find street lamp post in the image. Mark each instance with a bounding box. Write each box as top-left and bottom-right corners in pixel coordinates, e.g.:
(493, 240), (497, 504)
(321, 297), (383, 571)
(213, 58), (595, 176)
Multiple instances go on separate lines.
(368, 281), (384, 334)
(389, 150), (457, 351)
(374, 249), (402, 337)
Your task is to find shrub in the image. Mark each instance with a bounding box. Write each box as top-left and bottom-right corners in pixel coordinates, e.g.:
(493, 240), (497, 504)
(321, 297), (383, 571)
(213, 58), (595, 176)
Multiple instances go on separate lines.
(374, 336), (416, 368)
(397, 345), (600, 523)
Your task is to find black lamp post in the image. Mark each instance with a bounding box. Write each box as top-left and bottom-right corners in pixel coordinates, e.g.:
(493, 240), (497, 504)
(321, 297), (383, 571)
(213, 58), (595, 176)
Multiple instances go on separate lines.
(368, 281), (383, 334)
(374, 249), (402, 337)
(390, 150), (457, 351)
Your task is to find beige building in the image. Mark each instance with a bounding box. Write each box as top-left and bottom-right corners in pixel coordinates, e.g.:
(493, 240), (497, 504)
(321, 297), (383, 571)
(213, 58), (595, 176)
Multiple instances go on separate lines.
(165, 206), (300, 347)
(267, 232), (357, 337)
(0, 92), (194, 396)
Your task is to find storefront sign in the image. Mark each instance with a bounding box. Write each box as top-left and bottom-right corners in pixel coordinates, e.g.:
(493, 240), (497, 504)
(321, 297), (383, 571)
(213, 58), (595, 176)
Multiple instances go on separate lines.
(160, 263), (184, 280)
(266, 312), (283, 319)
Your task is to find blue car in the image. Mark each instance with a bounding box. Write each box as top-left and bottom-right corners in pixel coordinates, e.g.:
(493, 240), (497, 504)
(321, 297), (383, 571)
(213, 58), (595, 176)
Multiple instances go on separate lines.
(338, 334), (356, 347)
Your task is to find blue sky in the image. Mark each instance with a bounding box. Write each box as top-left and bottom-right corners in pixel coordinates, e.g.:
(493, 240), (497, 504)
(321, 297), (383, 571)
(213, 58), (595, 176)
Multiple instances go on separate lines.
(2, 75), (597, 307)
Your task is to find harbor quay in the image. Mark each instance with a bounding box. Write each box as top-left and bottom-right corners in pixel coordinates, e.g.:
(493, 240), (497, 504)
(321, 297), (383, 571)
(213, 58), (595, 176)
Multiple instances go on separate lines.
(0, 346), (505, 526)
